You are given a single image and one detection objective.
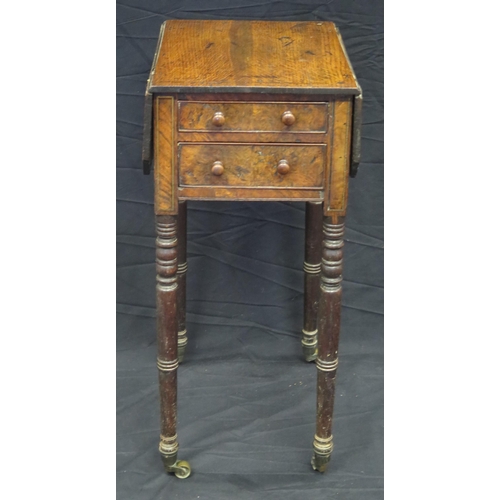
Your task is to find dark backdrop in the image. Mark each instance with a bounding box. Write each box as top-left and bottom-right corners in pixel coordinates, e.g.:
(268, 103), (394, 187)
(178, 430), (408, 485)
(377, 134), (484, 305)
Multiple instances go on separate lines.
(117, 1), (383, 498)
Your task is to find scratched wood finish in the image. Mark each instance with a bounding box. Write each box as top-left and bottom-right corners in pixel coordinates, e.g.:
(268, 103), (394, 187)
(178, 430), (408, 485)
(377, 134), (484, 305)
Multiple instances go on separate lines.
(176, 202), (188, 363)
(312, 216), (344, 472)
(179, 143), (325, 189)
(179, 93), (345, 102)
(302, 202), (323, 361)
(155, 97), (177, 215)
(143, 19), (363, 476)
(304, 202), (324, 332)
(156, 215), (179, 462)
(177, 131), (327, 144)
(178, 186), (323, 201)
(178, 101), (328, 133)
(150, 20), (358, 94)
(326, 99), (352, 216)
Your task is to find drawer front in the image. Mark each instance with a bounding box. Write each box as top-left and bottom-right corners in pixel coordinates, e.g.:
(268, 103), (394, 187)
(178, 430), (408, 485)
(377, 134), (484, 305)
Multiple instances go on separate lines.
(179, 144), (325, 188)
(178, 102), (328, 133)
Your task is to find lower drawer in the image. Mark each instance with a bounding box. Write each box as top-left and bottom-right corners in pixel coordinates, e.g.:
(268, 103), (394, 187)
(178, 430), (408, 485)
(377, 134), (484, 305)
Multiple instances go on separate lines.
(178, 144), (325, 189)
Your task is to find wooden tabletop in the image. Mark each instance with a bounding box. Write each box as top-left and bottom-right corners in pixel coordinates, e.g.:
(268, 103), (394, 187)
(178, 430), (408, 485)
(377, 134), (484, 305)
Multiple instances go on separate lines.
(149, 20), (359, 95)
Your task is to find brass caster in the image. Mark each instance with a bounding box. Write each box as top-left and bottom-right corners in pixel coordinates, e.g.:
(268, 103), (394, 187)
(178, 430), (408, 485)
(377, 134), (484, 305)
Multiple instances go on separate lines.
(301, 330), (317, 362)
(311, 453), (330, 473)
(168, 460), (191, 479)
(161, 453), (192, 479)
(303, 345), (318, 362)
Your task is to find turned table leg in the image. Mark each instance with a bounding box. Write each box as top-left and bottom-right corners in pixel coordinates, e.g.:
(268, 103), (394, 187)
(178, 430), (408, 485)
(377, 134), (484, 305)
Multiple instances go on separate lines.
(156, 215), (191, 479)
(176, 201), (188, 363)
(311, 216), (344, 473)
(302, 201), (323, 362)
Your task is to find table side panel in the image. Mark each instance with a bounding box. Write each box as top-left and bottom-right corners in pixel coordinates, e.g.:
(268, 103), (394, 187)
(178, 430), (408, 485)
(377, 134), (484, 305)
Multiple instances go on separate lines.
(154, 96), (178, 215)
(326, 99), (352, 215)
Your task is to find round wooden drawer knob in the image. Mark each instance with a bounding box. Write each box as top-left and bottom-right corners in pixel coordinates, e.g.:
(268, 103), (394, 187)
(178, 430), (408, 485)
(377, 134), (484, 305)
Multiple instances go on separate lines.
(281, 110), (295, 126)
(211, 161), (224, 176)
(212, 111), (225, 127)
(277, 159), (290, 175)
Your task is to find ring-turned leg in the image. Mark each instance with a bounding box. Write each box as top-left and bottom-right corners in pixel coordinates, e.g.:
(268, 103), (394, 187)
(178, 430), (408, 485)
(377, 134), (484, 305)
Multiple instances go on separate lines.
(156, 215), (191, 479)
(311, 216), (344, 473)
(302, 202), (323, 362)
(176, 201), (188, 364)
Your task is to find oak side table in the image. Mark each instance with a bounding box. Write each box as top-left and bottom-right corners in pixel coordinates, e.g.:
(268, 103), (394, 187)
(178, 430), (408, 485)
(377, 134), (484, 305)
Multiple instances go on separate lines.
(142, 20), (362, 478)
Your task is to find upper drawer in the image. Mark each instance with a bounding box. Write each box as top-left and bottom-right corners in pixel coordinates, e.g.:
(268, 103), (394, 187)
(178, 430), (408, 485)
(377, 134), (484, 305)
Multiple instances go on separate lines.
(178, 101), (328, 133)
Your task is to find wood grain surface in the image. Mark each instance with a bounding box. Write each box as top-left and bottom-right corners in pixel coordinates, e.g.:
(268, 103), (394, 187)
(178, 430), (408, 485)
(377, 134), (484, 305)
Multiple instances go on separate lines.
(150, 20), (359, 94)
(154, 97), (177, 215)
(325, 99), (352, 215)
(313, 219), (345, 472)
(178, 186), (323, 201)
(178, 93), (346, 102)
(143, 18), (364, 475)
(155, 215), (179, 460)
(178, 101), (328, 132)
(177, 131), (326, 144)
(178, 143), (325, 188)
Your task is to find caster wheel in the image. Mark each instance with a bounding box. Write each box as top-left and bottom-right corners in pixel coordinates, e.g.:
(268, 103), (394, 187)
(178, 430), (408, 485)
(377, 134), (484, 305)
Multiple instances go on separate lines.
(301, 332), (318, 362)
(303, 347), (318, 362)
(173, 460), (191, 479)
(311, 454), (329, 473)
